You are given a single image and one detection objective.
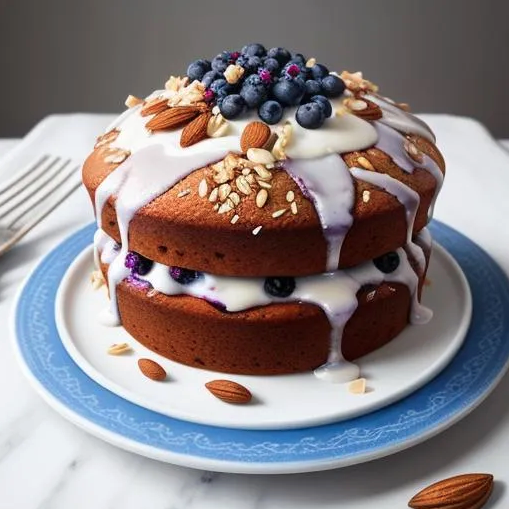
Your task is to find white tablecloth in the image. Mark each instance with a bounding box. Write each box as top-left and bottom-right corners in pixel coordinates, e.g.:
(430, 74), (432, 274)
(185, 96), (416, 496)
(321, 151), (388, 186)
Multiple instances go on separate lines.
(0, 115), (508, 508)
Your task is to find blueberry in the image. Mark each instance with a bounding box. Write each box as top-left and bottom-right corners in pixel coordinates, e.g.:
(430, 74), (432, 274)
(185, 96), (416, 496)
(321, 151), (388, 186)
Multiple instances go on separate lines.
(219, 94), (246, 119)
(373, 252), (400, 274)
(169, 266), (202, 285)
(321, 75), (346, 98)
(258, 100), (283, 124)
(211, 52), (231, 73)
(186, 59), (211, 81)
(296, 102), (326, 129)
(264, 277), (296, 298)
(267, 47), (291, 65)
(241, 43), (266, 57)
(237, 54), (262, 73)
(202, 70), (219, 88)
(272, 78), (305, 106)
(310, 63), (329, 80)
(124, 252), (153, 276)
(289, 53), (306, 66)
(210, 78), (235, 98)
(263, 57), (280, 73)
(304, 79), (322, 98)
(240, 74), (267, 107)
(310, 95), (332, 117)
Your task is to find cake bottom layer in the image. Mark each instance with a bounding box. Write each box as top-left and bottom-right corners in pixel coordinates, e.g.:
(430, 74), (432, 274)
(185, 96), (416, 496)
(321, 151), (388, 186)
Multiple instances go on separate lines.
(101, 262), (425, 375)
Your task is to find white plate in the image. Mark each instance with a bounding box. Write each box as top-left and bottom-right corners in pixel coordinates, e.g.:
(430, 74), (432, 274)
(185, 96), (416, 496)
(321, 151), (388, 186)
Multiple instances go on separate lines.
(55, 242), (471, 430)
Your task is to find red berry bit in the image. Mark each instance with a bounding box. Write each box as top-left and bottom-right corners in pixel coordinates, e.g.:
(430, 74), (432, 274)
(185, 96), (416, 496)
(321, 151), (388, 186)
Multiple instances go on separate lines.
(286, 64), (300, 77)
(258, 68), (271, 84)
(204, 89), (215, 102)
(231, 51), (240, 61)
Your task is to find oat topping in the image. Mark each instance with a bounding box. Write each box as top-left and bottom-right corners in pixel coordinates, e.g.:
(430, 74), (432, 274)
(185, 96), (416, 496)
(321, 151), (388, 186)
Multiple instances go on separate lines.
(340, 71), (378, 94)
(177, 189), (191, 198)
(256, 189), (268, 208)
(104, 149), (130, 165)
(107, 343), (132, 355)
(357, 156), (374, 171)
(272, 208), (287, 218)
(362, 190), (371, 203)
(252, 225), (263, 235)
(348, 377), (367, 394)
(90, 270), (105, 290)
(125, 95), (143, 108)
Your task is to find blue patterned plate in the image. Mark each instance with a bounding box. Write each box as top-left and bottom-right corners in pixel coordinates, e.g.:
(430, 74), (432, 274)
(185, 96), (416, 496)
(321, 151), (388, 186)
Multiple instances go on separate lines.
(11, 221), (509, 474)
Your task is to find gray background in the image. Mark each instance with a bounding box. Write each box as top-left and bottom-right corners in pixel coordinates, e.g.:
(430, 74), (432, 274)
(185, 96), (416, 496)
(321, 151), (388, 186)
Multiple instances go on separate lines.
(1, 0), (508, 137)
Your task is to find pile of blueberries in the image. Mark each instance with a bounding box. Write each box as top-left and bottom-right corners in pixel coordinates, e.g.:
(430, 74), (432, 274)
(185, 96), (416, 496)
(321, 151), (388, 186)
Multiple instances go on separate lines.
(186, 43), (346, 129)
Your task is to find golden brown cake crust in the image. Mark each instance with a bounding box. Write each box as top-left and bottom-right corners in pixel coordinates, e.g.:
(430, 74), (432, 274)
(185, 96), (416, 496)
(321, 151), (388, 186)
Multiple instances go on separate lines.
(83, 138), (443, 277)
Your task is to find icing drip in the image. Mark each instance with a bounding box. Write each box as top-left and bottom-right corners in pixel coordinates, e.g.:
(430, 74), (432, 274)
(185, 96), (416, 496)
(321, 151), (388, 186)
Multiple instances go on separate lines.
(365, 94), (435, 143)
(95, 145), (230, 322)
(96, 231), (430, 382)
(286, 155), (355, 271)
(350, 168), (433, 323)
(374, 122), (444, 218)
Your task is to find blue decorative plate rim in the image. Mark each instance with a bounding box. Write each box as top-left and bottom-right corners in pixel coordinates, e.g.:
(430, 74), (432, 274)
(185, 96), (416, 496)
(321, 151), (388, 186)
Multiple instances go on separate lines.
(11, 221), (509, 474)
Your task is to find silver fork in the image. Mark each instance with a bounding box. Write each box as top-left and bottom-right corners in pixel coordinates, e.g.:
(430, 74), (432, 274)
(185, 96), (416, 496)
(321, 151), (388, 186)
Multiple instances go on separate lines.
(0, 155), (81, 255)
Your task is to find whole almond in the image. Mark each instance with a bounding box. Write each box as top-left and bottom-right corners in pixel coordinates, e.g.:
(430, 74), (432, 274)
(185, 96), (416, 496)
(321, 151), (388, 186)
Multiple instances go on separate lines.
(205, 379), (252, 404)
(180, 111), (211, 147)
(146, 106), (201, 131)
(241, 121), (272, 153)
(138, 358), (166, 381)
(140, 97), (169, 117)
(408, 473), (493, 509)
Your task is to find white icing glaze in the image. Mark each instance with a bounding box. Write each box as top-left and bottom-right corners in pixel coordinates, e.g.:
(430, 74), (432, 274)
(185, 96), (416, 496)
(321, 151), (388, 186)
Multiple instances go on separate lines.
(365, 94), (436, 143)
(374, 122), (444, 218)
(96, 230), (430, 382)
(108, 96), (377, 160)
(95, 145), (230, 323)
(286, 155), (354, 271)
(350, 168), (433, 324)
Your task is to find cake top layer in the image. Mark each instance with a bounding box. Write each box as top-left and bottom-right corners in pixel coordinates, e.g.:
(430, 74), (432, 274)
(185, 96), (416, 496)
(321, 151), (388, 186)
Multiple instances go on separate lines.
(83, 43), (445, 277)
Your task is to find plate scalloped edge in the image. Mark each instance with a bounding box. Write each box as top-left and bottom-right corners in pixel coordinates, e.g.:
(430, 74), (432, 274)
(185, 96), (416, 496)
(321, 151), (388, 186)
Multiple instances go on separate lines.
(10, 220), (509, 474)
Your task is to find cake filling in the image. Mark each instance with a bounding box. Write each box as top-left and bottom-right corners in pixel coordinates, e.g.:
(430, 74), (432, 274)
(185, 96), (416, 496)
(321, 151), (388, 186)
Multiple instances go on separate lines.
(95, 229), (431, 382)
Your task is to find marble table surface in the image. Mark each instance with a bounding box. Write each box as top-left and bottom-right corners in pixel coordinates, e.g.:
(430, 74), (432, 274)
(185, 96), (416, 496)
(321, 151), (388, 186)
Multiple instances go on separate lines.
(0, 122), (508, 509)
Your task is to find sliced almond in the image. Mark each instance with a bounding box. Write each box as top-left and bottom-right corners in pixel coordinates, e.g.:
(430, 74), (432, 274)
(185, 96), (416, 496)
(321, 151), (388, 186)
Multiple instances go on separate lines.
(218, 183), (232, 202)
(198, 178), (208, 198)
(228, 191), (240, 206)
(286, 190), (295, 202)
(107, 343), (131, 355)
(246, 148), (275, 165)
(236, 175), (252, 195)
(357, 156), (374, 170)
(125, 95), (143, 108)
(256, 189), (268, 208)
(348, 378), (367, 394)
(272, 208), (287, 218)
(253, 164), (272, 180)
